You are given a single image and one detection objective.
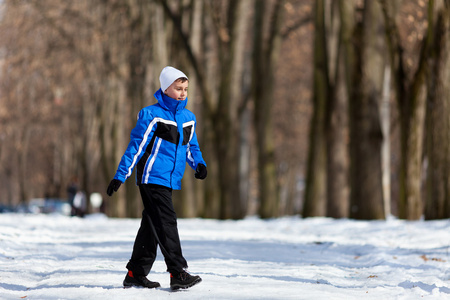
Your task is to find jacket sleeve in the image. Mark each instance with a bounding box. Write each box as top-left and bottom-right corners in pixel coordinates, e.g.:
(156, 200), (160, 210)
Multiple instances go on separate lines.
(186, 119), (206, 170)
(113, 109), (156, 183)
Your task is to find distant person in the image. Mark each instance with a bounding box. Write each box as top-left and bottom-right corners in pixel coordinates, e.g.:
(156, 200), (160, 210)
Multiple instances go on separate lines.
(72, 191), (87, 218)
(66, 177), (78, 216)
(107, 66), (207, 290)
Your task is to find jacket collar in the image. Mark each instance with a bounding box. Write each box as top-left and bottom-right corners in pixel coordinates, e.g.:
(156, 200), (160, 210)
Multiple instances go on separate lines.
(154, 88), (187, 113)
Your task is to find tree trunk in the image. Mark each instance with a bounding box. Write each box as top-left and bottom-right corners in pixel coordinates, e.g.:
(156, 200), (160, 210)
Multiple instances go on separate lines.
(18, 127), (32, 203)
(303, 0), (328, 217)
(379, 0), (434, 220)
(349, 0), (385, 220)
(425, 3), (450, 220)
(252, 0), (284, 218)
(214, 0), (253, 219)
(326, 0), (350, 218)
(380, 65), (392, 217)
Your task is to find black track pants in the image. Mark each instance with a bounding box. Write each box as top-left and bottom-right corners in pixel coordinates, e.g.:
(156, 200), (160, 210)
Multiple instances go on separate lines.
(126, 184), (187, 276)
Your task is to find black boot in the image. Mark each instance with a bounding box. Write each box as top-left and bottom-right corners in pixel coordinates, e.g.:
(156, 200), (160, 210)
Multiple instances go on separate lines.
(170, 271), (202, 290)
(123, 271), (160, 289)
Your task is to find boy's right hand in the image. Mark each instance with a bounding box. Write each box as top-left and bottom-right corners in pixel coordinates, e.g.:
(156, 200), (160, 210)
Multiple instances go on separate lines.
(107, 179), (122, 196)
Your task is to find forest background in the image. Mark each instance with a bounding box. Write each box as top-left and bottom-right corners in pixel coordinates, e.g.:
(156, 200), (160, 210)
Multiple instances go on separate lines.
(0, 0), (448, 220)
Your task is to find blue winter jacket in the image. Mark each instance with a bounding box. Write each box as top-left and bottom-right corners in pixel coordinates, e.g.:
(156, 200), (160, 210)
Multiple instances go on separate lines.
(113, 89), (206, 190)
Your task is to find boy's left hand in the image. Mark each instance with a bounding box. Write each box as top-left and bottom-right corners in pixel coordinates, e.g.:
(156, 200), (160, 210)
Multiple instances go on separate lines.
(106, 179), (122, 196)
(195, 164), (207, 180)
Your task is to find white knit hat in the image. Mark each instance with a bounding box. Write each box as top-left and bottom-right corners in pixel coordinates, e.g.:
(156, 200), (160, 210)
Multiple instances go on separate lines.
(159, 66), (188, 92)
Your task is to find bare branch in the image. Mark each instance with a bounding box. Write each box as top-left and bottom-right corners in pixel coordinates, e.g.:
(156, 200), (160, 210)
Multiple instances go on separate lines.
(281, 15), (312, 38)
(156, 0), (214, 117)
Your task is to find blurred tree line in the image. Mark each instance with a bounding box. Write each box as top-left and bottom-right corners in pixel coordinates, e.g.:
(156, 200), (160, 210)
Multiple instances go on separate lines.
(0, 0), (448, 220)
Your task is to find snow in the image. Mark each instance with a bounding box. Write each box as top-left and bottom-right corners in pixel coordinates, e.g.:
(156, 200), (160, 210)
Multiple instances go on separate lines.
(0, 214), (449, 299)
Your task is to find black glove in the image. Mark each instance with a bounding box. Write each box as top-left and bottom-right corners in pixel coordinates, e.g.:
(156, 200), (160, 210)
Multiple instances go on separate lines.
(106, 179), (122, 196)
(194, 163), (207, 180)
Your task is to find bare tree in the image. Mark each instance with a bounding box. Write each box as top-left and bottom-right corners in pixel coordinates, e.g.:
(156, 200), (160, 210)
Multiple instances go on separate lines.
(326, 0), (350, 218)
(0, 0), (86, 205)
(303, 0), (328, 217)
(304, 0), (386, 220)
(0, 0), (158, 217)
(379, 0), (434, 219)
(252, 0), (285, 218)
(158, 0), (254, 219)
(348, 0), (386, 219)
(424, 0), (450, 219)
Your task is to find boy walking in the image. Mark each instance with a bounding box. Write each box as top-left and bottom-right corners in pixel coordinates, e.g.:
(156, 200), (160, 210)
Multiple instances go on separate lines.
(107, 66), (207, 290)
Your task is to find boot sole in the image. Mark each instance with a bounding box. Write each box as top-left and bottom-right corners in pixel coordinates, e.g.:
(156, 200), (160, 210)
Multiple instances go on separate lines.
(123, 281), (161, 289)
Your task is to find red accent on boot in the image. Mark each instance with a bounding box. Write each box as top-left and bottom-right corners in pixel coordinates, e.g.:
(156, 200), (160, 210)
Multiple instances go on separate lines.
(128, 270), (134, 278)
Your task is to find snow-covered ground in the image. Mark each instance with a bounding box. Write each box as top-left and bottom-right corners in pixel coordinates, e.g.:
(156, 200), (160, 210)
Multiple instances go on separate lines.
(0, 213), (449, 299)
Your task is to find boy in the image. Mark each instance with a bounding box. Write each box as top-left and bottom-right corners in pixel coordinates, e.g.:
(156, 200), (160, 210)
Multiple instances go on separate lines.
(106, 66), (207, 290)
